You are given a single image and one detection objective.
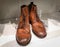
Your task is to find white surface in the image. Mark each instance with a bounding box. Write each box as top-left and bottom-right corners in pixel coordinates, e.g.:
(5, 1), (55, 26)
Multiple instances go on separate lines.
(0, 19), (60, 47)
(48, 19), (60, 32)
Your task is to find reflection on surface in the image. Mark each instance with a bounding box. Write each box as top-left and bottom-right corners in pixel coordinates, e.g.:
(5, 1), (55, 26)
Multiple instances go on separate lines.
(0, 19), (60, 47)
(0, 24), (5, 36)
(1, 40), (21, 47)
(0, 18), (19, 36)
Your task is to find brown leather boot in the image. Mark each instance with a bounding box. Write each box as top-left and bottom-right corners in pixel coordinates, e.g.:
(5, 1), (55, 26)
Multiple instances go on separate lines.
(29, 2), (47, 38)
(16, 5), (31, 46)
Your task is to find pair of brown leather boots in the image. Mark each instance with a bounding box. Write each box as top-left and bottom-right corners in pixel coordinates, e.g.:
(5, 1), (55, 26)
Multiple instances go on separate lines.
(16, 2), (47, 46)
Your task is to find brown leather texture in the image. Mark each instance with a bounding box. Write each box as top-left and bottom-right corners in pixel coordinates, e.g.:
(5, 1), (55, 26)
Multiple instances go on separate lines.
(29, 2), (47, 38)
(16, 5), (31, 46)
